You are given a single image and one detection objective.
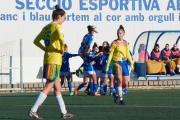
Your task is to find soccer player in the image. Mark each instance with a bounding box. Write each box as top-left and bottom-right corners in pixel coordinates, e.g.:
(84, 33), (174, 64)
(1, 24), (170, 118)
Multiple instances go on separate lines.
(60, 44), (79, 96)
(78, 26), (98, 54)
(28, 5), (75, 119)
(106, 25), (134, 105)
(161, 44), (175, 75)
(74, 45), (103, 96)
(100, 46), (114, 96)
(84, 42), (98, 95)
(171, 44), (180, 74)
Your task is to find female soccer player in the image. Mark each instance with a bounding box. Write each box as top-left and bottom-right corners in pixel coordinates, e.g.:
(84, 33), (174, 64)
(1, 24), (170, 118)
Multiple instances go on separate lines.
(161, 44), (175, 75)
(171, 44), (180, 73)
(78, 26), (98, 54)
(84, 43), (98, 95)
(60, 44), (79, 96)
(29, 5), (75, 119)
(74, 45), (103, 96)
(100, 46), (114, 96)
(146, 44), (166, 75)
(106, 25), (134, 105)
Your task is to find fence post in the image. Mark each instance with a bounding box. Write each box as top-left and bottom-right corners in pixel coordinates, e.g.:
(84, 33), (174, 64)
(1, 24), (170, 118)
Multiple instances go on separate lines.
(20, 39), (23, 93)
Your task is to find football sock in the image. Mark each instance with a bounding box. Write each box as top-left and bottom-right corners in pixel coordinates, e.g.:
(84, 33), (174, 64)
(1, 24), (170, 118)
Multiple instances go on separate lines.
(77, 83), (84, 91)
(94, 84), (98, 93)
(104, 85), (107, 93)
(55, 94), (67, 114)
(31, 92), (47, 112)
(118, 87), (123, 101)
(90, 82), (94, 93)
(110, 87), (113, 95)
(86, 82), (90, 91)
(68, 81), (72, 94)
(61, 81), (64, 86)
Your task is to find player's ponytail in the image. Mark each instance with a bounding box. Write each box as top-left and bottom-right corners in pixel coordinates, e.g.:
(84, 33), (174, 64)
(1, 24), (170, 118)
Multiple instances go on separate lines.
(117, 25), (125, 33)
(52, 4), (66, 21)
(87, 25), (98, 33)
(92, 42), (98, 50)
(82, 45), (90, 57)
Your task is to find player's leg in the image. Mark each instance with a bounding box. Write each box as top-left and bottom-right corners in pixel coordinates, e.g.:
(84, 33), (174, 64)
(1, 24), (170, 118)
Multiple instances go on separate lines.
(122, 76), (129, 95)
(74, 76), (88, 96)
(66, 75), (73, 96)
(29, 79), (54, 119)
(101, 76), (108, 95)
(109, 75), (114, 96)
(116, 74), (125, 105)
(54, 78), (75, 118)
(90, 74), (100, 96)
(60, 75), (65, 86)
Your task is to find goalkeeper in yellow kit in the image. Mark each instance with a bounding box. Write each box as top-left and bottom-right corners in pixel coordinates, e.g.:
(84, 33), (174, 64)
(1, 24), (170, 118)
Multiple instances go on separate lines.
(106, 25), (133, 105)
(28, 5), (75, 119)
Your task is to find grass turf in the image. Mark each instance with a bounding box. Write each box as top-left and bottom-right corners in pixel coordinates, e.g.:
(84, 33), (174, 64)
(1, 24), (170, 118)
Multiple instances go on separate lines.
(0, 89), (180, 120)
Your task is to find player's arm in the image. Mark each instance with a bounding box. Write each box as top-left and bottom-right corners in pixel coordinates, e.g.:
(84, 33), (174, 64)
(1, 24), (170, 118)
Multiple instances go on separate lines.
(57, 25), (65, 53)
(68, 53), (80, 58)
(99, 55), (104, 65)
(33, 29), (45, 51)
(151, 51), (158, 61)
(126, 43), (134, 69)
(106, 42), (115, 72)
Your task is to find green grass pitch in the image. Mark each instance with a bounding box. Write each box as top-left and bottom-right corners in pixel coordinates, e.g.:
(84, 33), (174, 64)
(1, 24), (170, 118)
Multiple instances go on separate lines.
(0, 89), (180, 120)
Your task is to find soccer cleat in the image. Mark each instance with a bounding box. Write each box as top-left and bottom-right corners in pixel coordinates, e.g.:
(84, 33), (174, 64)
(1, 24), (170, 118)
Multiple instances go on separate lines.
(113, 92), (118, 104)
(90, 92), (94, 96)
(84, 90), (90, 95)
(119, 100), (126, 105)
(110, 93), (113, 96)
(101, 92), (108, 95)
(28, 110), (42, 119)
(69, 93), (73, 96)
(61, 113), (75, 118)
(123, 88), (128, 95)
(73, 88), (78, 96)
(94, 93), (101, 96)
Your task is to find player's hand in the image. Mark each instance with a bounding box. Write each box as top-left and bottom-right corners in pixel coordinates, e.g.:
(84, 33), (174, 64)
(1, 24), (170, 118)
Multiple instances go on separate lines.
(106, 71), (107, 74)
(131, 68), (134, 72)
(60, 51), (64, 56)
(92, 61), (95, 65)
(99, 52), (103, 55)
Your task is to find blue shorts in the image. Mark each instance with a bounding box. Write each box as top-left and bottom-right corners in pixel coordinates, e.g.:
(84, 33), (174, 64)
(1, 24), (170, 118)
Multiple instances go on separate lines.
(112, 60), (129, 76)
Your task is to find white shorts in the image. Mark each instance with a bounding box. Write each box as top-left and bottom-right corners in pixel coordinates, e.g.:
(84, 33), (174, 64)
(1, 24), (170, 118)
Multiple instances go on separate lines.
(78, 48), (82, 54)
(96, 70), (102, 78)
(102, 73), (114, 78)
(60, 71), (71, 77)
(83, 71), (95, 77)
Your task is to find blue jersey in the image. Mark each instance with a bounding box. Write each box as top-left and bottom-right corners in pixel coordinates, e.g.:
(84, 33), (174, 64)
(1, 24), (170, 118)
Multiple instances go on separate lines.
(79, 33), (94, 53)
(100, 53), (112, 74)
(89, 51), (96, 69)
(96, 54), (103, 71)
(60, 52), (79, 72)
(82, 53), (96, 71)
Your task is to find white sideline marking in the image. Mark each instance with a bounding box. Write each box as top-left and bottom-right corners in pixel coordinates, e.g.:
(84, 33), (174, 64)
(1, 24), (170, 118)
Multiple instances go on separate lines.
(0, 105), (180, 108)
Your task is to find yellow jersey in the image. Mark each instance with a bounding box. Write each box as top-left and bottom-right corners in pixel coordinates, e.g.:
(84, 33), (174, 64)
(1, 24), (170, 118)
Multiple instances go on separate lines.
(106, 40), (133, 72)
(34, 22), (64, 65)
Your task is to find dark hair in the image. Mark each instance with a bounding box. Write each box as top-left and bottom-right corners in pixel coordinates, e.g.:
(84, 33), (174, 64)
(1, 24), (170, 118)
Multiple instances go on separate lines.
(103, 41), (109, 47)
(117, 25), (125, 33)
(87, 25), (98, 33)
(82, 45), (90, 57)
(153, 44), (159, 51)
(92, 42), (98, 50)
(104, 46), (110, 53)
(98, 46), (103, 52)
(64, 44), (67, 49)
(52, 5), (66, 21)
(171, 44), (179, 51)
(165, 44), (169, 46)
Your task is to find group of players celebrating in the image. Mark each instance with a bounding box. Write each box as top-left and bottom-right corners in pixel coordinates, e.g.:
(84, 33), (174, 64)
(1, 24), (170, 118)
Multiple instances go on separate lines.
(28, 5), (133, 119)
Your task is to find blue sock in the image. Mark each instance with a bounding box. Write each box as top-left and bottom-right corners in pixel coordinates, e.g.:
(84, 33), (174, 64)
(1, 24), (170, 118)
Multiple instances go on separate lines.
(104, 85), (107, 93)
(94, 84), (98, 93)
(86, 82), (90, 91)
(101, 83), (106, 93)
(61, 81), (64, 86)
(113, 82), (117, 90)
(110, 87), (113, 95)
(77, 83), (84, 91)
(90, 82), (94, 93)
(68, 81), (72, 94)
